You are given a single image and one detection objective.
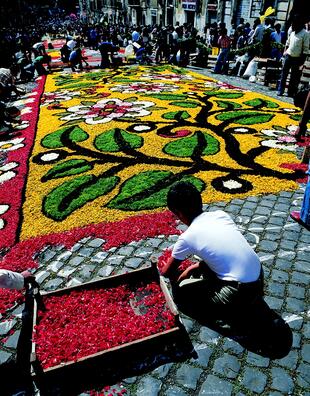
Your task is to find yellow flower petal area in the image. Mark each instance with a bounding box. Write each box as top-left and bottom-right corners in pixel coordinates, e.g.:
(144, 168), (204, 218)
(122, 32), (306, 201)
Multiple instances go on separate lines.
(20, 65), (302, 240)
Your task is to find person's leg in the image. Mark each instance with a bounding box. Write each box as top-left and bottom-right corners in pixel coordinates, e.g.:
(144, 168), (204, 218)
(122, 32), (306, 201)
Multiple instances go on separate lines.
(278, 55), (291, 95)
(214, 49), (224, 73)
(287, 58), (302, 97)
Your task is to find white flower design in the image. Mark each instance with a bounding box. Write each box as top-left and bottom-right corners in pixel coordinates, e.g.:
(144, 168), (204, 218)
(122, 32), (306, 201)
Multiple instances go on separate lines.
(260, 126), (299, 151)
(223, 180), (243, 189)
(0, 204), (9, 230)
(40, 152), (60, 162)
(13, 97), (35, 107)
(0, 162), (18, 184)
(60, 98), (154, 125)
(110, 82), (179, 93)
(0, 138), (25, 152)
(41, 90), (81, 106)
(140, 73), (193, 82)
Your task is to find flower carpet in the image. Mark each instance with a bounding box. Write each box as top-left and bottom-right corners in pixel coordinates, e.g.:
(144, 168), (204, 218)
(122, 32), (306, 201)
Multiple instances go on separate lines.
(0, 64), (305, 314)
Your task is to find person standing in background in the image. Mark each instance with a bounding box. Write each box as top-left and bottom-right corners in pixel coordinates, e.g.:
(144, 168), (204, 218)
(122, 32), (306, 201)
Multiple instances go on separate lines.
(277, 16), (309, 97)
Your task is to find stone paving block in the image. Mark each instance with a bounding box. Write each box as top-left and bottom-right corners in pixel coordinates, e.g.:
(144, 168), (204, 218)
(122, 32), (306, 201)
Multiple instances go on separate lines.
(225, 205), (241, 214)
(264, 296), (283, 310)
(164, 386), (189, 396)
(78, 247), (95, 257)
(97, 266), (114, 277)
(145, 238), (162, 248)
(258, 253), (275, 265)
(293, 332), (301, 348)
(282, 230), (300, 240)
(0, 350), (12, 364)
(181, 317), (194, 333)
(47, 261), (64, 273)
(117, 246), (135, 256)
(254, 206), (271, 216)
(274, 258), (290, 271)
(55, 251), (72, 262)
(12, 304), (24, 318)
(34, 270), (51, 284)
(268, 282), (285, 297)
(271, 269), (289, 283)
(279, 191), (294, 198)
(300, 233), (310, 243)
(190, 344), (213, 367)
(283, 312), (303, 330)
(296, 362), (310, 388)
(291, 271), (310, 285)
(294, 260), (310, 273)
(4, 329), (20, 349)
(44, 278), (63, 291)
(0, 319), (16, 335)
(296, 250), (310, 262)
(303, 323), (310, 338)
(277, 250), (296, 261)
(288, 284), (305, 300)
(241, 367), (267, 394)
(271, 367), (294, 393)
(199, 327), (221, 345)
(71, 243), (83, 253)
(285, 297), (305, 313)
(58, 267), (76, 278)
(107, 255), (125, 266)
(159, 241), (174, 250)
(275, 349), (298, 370)
(243, 202), (258, 210)
(248, 223), (264, 232)
(124, 257), (143, 269)
(259, 199), (275, 208)
(267, 216), (286, 225)
(274, 203), (290, 211)
(259, 240), (278, 252)
(246, 352), (270, 367)
(240, 209), (253, 217)
(87, 238), (105, 248)
(301, 344), (310, 363)
(251, 216), (267, 224)
(247, 196), (260, 202)
(78, 264), (96, 280)
(134, 247), (153, 258)
(152, 363), (173, 378)
(168, 235), (179, 243)
(231, 199), (244, 205)
(222, 339), (244, 356)
(66, 278), (82, 287)
(90, 251), (109, 263)
(213, 353), (241, 379)
(136, 376), (162, 395)
(123, 377), (137, 384)
(262, 232), (280, 241)
(279, 240), (297, 250)
(38, 249), (57, 262)
(198, 375), (232, 395)
(175, 364), (202, 390)
(68, 256), (85, 267)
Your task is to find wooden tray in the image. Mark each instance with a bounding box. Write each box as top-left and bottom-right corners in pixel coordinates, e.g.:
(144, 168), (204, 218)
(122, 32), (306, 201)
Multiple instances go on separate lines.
(30, 263), (183, 382)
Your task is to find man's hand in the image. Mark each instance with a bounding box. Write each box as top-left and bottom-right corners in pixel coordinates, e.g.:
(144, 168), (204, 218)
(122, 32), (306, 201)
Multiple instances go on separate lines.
(177, 263), (200, 283)
(21, 271), (36, 287)
(161, 256), (182, 282)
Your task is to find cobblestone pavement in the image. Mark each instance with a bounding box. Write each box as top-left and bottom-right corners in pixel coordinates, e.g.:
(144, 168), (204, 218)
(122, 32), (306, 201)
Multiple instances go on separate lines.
(1, 67), (309, 395)
(188, 66), (295, 105)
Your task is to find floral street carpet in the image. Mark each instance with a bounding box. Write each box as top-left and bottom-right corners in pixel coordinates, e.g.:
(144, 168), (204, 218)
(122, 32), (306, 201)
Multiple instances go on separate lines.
(0, 65), (305, 309)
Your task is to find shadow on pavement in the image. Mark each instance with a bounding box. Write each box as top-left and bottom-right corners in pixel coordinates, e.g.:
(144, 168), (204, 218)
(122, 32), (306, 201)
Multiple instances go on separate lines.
(179, 298), (293, 360)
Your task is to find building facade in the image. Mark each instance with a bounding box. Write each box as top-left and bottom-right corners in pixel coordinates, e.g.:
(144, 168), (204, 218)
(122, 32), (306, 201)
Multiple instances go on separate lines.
(78, 0), (307, 32)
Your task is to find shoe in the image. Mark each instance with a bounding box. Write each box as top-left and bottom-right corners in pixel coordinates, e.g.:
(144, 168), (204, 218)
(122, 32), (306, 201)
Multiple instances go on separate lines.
(290, 211), (310, 231)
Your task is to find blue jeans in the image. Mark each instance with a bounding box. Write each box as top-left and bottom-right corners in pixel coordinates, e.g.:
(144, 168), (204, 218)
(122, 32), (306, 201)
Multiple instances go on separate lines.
(300, 163), (310, 226)
(214, 48), (230, 73)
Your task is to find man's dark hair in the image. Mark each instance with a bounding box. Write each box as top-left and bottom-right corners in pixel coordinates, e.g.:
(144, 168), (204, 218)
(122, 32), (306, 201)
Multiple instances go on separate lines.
(167, 181), (203, 220)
